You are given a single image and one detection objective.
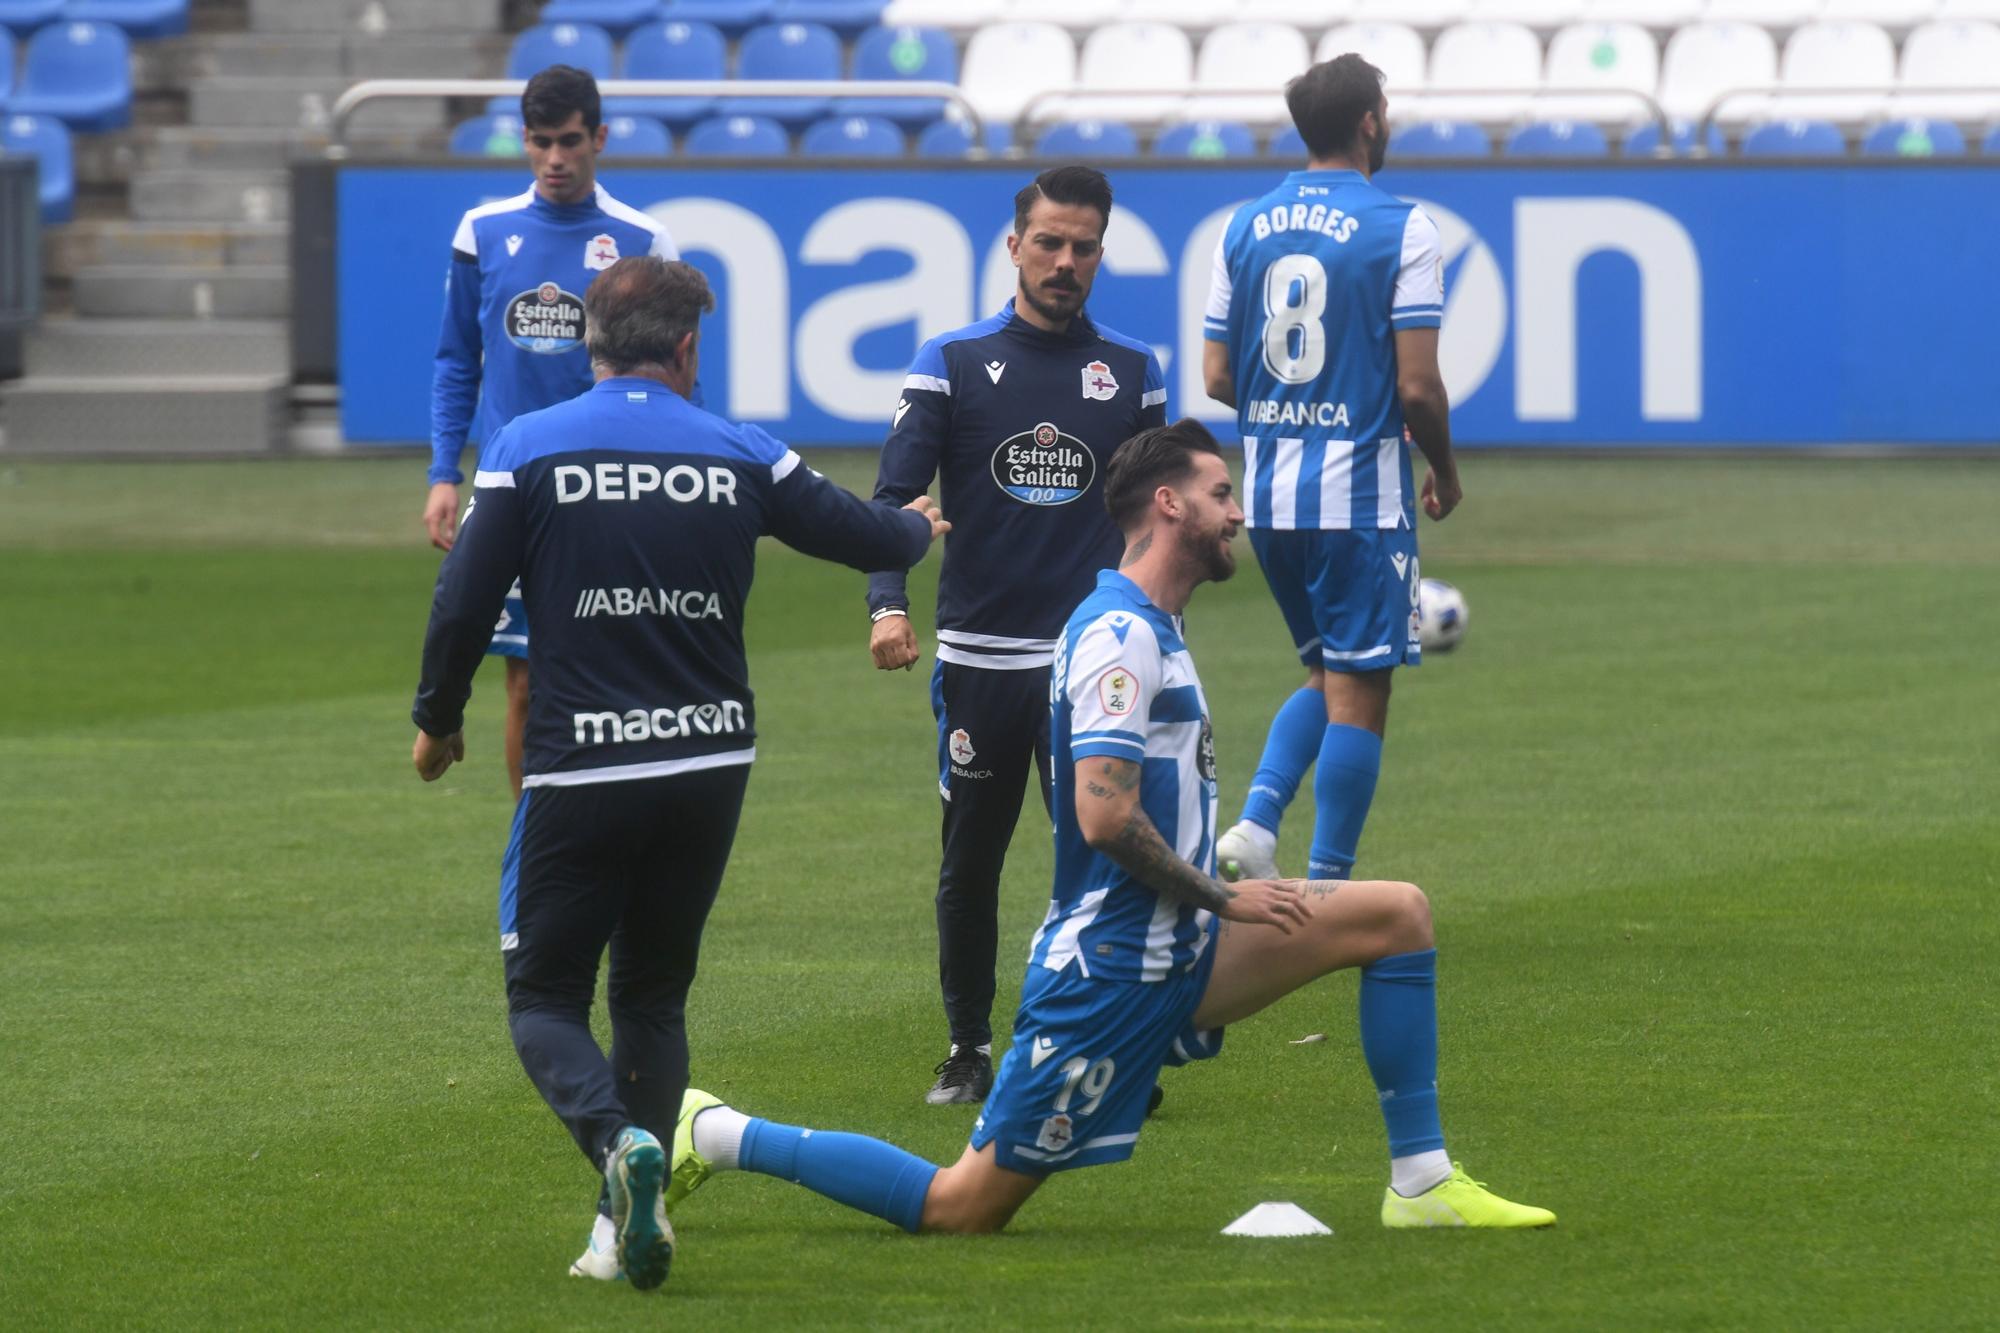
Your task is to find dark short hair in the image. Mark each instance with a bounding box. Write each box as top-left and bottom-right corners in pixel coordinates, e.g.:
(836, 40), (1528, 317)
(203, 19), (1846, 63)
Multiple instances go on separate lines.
(1103, 419), (1224, 532)
(1285, 54), (1385, 159)
(522, 64), (601, 133)
(1012, 165), (1113, 239)
(584, 257), (715, 373)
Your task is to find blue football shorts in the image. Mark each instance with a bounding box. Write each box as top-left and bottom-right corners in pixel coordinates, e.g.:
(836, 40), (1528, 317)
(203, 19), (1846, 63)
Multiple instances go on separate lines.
(1248, 527), (1421, 673)
(487, 578), (528, 660)
(971, 924), (1223, 1175)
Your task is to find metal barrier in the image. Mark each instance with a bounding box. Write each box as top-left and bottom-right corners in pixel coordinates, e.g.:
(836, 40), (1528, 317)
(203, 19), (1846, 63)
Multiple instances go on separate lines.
(1016, 87), (1674, 154)
(326, 79), (986, 154)
(1694, 85), (2000, 155)
(0, 156), (40, 334)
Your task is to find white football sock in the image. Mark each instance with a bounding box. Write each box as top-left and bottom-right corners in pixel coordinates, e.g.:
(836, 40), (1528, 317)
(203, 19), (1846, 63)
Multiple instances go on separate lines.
(691, 1104), (751, 1170)
(1390, 1150), (1453, 1198)
(590, 1211), (616, 1251)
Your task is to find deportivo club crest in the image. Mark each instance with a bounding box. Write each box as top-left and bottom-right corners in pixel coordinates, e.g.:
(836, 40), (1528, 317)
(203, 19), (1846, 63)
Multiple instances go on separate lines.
(1081, 360), (1119, 401)
(584, 233), (620, 271)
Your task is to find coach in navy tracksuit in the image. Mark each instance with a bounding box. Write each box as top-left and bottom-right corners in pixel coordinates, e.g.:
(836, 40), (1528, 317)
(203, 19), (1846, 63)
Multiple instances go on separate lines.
(411, 257), (947, 1285)
(866, 167), (1168, 1104)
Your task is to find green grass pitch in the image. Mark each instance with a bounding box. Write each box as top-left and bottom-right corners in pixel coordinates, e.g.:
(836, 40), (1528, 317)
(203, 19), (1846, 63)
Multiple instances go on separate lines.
(0, 454), (1993, 1329)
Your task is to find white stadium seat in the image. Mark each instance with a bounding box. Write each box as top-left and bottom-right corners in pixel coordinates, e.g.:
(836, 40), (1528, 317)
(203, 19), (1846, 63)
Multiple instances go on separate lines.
(1774, 20), (1895, 125)
(1422, 20), (1543, 123)
(1700, 0), (1821, 29)
(880, 0), (1004, 32)
(1318, 21), (1429, 114)
(1346, 1), (1476, 28)
(960, 22), (1076, 126)
(1004, 0), (1130, 32)
(1142, 0), (1252, 34)
(1936, 0), (2000, 19)
(1540, 22), (1660, 125)
(1893, 19), (2000, 121)
(1575, 0), (1702, 26)
(1194, 22), (1311, 123)
(1470, 0), (1592, 28)
(1658, 20), (1777, 124)
(1239, 1), (1355, 31)
(1065, 22), (1194, 124)
(1818, 1), (1945, 33)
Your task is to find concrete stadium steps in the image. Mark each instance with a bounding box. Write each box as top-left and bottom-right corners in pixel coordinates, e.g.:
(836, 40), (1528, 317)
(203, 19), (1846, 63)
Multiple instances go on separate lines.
(138, 31), (509, 82)
(0, 375), (289, 454)
(128, 170), (290, 223)
(73, 266), (289, 319)
(73, 129), (440, 186)
(190, 77), (449, 132)
(45, 222), (286, 278)
(24, 318), (289, 377)
(248, 0), (500, 34)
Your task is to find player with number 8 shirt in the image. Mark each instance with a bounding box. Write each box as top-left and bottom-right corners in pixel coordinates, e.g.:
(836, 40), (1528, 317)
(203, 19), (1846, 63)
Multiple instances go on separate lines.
(1202, 53), (1463, 893)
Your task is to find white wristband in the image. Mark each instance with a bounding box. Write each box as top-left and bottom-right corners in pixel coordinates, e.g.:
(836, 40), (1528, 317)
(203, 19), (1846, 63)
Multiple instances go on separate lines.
(870, 608), (909, 623)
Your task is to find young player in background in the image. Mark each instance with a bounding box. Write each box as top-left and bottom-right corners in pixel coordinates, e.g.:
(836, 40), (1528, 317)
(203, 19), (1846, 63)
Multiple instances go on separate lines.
(660, 421), (1551, 1244)
(1205, 54), (1463, 890)
(864, 167), (1169, 1105)
(423, 64), (679, 800)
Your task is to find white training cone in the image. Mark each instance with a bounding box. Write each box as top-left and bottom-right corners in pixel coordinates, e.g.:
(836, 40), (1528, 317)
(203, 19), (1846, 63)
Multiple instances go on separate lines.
(1221, 1202), (1333, 1237)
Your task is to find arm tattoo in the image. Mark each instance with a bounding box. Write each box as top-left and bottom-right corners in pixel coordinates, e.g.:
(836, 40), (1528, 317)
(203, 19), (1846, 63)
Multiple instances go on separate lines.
(1080, 760), (1236, 913)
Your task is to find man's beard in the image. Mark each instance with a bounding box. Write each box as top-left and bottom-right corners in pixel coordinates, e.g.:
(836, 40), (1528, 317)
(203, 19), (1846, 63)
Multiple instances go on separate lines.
(1018, 276), (1083, 325)
(1367, 124), (1388, 174)
(1180, 520), (1237, 585)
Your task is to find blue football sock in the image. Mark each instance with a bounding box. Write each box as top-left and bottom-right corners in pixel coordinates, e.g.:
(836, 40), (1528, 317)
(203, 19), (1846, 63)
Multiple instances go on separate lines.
(1240, 687), (1327, 835)
(1358, 948), (1445, 1158)
(1306, 723), (1382, 879)
(738, 1118), (938, 1233)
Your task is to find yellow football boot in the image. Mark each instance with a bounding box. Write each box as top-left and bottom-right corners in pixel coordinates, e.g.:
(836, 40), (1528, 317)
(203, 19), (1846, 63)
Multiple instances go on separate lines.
(1381, 1163), (1556, 1229)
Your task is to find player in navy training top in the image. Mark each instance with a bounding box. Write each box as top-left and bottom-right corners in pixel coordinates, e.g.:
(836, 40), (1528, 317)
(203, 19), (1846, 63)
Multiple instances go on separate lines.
(865, 167), (1168, 1105)
(1203, 56), (1464, 892)
(423, 66), (679, 801)
(409, 258), (947, 1288)
(664, 422), (1552, 1238)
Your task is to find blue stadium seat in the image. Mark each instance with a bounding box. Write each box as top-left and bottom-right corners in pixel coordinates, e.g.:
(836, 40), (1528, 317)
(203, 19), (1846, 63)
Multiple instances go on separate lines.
(661, 0), (774, 39)
(448, 112), (526, 157)
(1154, 120), (1255, 160)
(0, 28), (12, 100)
(61, 0), (187, 40)
(0, 1), (62, 36)
(1861, 118), (1966, 159)
(2, 112), (72, 222)
(8, 21), (131, 131)
(800, 113), (902, 156)
(682, 113), (788, 157)
(1505, 120), (1609, 158)
(716, 21), (841, 128)
(841, 25), (956, 128)
(602, 113), (672, 154)
(771, 0), (886, 39)
(1986, 125), (2000, 156)
(1621, 117), (1726, 158)
(914, 116), (1009, 158)
(1741, 119), (1845, 158)
(1269, 124), (1306, 158)
(1036, 120), (1139, 158)
(490, 22), (616, 112)
(1391, 121), (1489, 158)
(605, 20), (725, 129)
(538, 0), (657, 38)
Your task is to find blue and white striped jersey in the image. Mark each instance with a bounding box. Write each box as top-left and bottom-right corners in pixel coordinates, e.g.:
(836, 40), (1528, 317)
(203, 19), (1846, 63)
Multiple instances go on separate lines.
(1032, 570), (1218, 984)
(1204, 169), (1442, 532)
(429, 182), (678, 484)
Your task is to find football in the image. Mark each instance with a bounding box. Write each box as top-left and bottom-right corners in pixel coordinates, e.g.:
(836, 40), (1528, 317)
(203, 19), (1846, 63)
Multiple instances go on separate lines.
(1418, 578), (1469, 653)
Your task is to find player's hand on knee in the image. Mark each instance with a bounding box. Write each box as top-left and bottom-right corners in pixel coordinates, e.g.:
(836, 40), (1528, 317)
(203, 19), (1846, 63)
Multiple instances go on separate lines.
(901, 493), (951, 543)
(1220, 878), (1313, 934)
(412, 728), (465, 781)
(869, 613), (921, 672)
(424, 482), (461, 551)
(1421, 467), (1461, 522)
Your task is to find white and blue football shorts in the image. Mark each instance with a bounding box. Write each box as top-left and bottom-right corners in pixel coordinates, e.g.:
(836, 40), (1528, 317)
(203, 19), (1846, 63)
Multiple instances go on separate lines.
(1248, 527), (1422, 674)
(486, 578), (528, 660)
(971, 924), (1223, 1175)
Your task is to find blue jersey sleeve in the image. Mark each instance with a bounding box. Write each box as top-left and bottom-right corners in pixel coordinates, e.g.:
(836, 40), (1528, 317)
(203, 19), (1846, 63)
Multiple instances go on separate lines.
(757, 436), (933, 574)
(429, 243), (483, 485)
(1140, 351), (1168, 431)
(411, 448), (523, 736)
(866, 339), (951, 618)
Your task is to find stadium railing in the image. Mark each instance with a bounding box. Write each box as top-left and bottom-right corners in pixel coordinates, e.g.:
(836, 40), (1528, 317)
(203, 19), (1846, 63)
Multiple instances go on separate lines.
(1012, 86), (1675, 157)
(1693, 85), (2000, 155)
(0, 152), (39, 368)
(326, 78), (983, 154)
